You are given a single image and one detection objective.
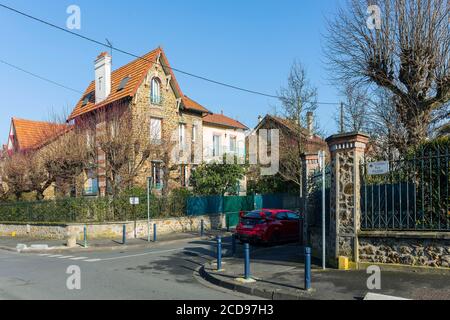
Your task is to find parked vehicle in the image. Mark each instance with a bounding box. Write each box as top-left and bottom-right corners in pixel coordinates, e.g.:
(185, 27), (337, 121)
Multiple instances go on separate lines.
(235, 209), (303, 245)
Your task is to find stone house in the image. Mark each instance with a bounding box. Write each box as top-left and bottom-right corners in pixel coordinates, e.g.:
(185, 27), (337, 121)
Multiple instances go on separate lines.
(247, 113), (328, 194)
(67, 47), (245, 196)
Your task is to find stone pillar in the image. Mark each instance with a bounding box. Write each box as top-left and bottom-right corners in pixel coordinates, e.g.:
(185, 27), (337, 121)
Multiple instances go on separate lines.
(301, 153), (320, 245)
(326, 133), (369, 265)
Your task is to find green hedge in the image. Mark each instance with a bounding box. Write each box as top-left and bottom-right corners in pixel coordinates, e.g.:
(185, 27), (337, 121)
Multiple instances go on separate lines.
(0, 188), (192, 223)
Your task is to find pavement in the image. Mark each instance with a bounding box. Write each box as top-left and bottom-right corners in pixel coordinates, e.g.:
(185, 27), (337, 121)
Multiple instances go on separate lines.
(0, 232), (261, 300)
(200, 240), (450, 300)
(2, 232), (450, 300)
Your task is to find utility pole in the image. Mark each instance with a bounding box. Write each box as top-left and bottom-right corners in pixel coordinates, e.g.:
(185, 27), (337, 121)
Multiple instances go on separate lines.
(319, 151), (326, 270)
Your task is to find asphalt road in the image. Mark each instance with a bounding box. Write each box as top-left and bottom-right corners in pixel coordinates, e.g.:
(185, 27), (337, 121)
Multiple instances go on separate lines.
(0, 237), (258, 300)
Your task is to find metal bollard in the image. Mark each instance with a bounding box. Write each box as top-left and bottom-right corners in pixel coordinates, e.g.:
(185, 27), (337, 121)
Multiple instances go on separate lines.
(122, 224), (126, 245)
(305, 247), (312, 290)
(147, 222), (151, 242)
(244, 243), (250, 280)
(216, 236), (222, 271)
(200, 219), (204, 237)
(231, 234), (236, 256)
(226, 215), (230, 232)
(83, 226), (87, 248)
(153, 223), (157, 242)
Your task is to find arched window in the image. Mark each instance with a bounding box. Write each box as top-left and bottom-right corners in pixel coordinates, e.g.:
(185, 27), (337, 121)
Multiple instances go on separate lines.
(151, 77), (161, 104)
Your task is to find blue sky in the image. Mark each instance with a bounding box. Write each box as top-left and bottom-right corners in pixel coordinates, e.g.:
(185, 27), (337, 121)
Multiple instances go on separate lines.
(0, 0), (342, 142)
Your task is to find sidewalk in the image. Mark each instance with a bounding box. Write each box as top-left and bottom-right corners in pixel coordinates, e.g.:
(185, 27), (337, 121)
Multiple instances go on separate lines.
(200, 241), (450, 300)
(0, 230), (229, 254)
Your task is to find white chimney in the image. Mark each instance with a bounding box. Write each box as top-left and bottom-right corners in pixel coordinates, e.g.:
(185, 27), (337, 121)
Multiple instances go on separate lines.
(95, 52), (112, 104)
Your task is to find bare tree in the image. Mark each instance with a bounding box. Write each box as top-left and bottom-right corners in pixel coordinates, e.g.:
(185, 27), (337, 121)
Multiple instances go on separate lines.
(275, 61), (319, 195)
(336, 84), (372, 132)
(325, 0), (450, 151)
(94, 107), (153, 198)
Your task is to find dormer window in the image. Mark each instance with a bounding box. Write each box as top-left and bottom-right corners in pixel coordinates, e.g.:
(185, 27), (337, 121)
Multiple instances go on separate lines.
(82, 93), (93, 107)
(151, 77), (161, 105)
(118, 76), (130, 91)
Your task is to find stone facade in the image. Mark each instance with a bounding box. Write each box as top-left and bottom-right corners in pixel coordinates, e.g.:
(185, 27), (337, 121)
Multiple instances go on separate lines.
(326, 133), (369, 263)
(0, 214), (226, 241)
(130, 62), (203, 191)
(359, 232), (450, 268)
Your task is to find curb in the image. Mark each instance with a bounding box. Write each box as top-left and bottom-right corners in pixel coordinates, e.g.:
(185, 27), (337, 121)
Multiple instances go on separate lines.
(198, 261), (315, 301)
(4, 234), (220, 255)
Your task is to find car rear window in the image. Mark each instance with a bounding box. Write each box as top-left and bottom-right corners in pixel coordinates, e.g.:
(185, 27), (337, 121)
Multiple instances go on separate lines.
(243, 211), (271, 219)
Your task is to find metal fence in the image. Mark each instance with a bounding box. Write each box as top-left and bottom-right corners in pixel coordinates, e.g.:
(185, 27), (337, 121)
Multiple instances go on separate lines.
(0, 193), (304, 225)
(361, 146), (449, 231)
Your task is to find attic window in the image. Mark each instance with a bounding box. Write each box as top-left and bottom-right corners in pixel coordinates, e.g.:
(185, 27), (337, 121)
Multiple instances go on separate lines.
(117, 76), (131, 91)
(82, 93), (93, 106)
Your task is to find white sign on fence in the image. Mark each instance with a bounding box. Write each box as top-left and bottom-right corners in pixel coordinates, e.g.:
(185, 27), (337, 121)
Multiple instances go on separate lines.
(129, 197), (140, 205)
(368, 161), (390, 175)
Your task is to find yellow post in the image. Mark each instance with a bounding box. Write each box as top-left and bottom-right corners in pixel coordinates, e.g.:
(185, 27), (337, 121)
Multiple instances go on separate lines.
(11, 231), (16, 237)
(338, 256), (349, 270)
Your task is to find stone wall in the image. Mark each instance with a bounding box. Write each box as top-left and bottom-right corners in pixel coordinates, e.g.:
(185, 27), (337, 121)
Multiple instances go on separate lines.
(359, 231), (450, 268)
(0, 214), (226, 241)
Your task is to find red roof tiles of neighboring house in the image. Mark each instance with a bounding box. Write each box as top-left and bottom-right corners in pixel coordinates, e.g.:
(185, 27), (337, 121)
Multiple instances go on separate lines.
(203, 113), (248, 130)
(11, 118), (69, 151)
(68, 47), (209, 121)
(182, 95), (210, 113)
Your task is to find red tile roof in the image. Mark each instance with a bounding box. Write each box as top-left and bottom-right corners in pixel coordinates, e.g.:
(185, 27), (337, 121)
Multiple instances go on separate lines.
(182, 95), (210, 113)
(68, 47), (209, 120)
(11, 118), (69, 151)
(203, 113), (248, 130)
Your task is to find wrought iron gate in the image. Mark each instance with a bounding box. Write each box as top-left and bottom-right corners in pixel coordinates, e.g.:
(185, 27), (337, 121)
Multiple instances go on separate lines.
(361, 146), (449, 231)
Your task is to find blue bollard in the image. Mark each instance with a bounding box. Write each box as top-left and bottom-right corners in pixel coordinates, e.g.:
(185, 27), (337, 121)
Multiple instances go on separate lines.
(305, 247), (311, 290)
(244, 243), (250, 280)
(200, 220), (204, 237)
(153, 223), (157, 242)
(217, 236), (222, 271)
(231, 234), (236, 256)
(83, 226), (87, 248)
(122, 224), (126, 245)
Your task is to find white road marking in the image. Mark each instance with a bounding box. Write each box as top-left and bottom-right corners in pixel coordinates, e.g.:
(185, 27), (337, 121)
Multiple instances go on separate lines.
(69, 257), (89, 261)
(38, 254), (52, 256)
(48, 255), (64, 258)
(98, 248), (182, 262)
(58, 256), (75, 259)
(84, 259), (101, 262)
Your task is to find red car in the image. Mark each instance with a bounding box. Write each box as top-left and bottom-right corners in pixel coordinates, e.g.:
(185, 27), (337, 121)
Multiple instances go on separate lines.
(235, 209), (303, 245)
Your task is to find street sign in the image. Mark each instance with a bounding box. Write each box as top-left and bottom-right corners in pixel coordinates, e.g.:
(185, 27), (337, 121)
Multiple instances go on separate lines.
(129, 197), (140, 205)
(368, 161), (390, 175)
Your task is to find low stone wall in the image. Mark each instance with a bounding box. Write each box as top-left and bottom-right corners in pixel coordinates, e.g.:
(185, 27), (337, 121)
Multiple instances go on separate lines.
(359, 231), (450, 268)
(0, 214), (226, 241)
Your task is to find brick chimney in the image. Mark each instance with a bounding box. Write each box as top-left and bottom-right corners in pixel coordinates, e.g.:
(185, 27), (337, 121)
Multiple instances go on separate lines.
(94, 52), (112, 104)
(307, 112), (314, 138)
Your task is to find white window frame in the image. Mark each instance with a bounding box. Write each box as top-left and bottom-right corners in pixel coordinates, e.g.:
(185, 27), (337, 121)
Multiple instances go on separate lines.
(192, 124), (197, 143)
(151, 78), (161, 104)
(229, 135), (237, 153)
(150, 118), (162, 142)
(179, 123), (186, 148)
(213, 134), (221, 157)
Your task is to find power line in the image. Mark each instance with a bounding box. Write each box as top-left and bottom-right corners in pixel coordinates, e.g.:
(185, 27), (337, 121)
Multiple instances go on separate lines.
(0, 58), (83, 94)
(0, 3), (343, 106)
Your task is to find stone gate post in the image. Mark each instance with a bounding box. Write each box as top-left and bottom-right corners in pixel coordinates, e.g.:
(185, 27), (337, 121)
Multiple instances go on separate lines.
(301, 153), (320, 245)
(326, 133), (369, 266)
